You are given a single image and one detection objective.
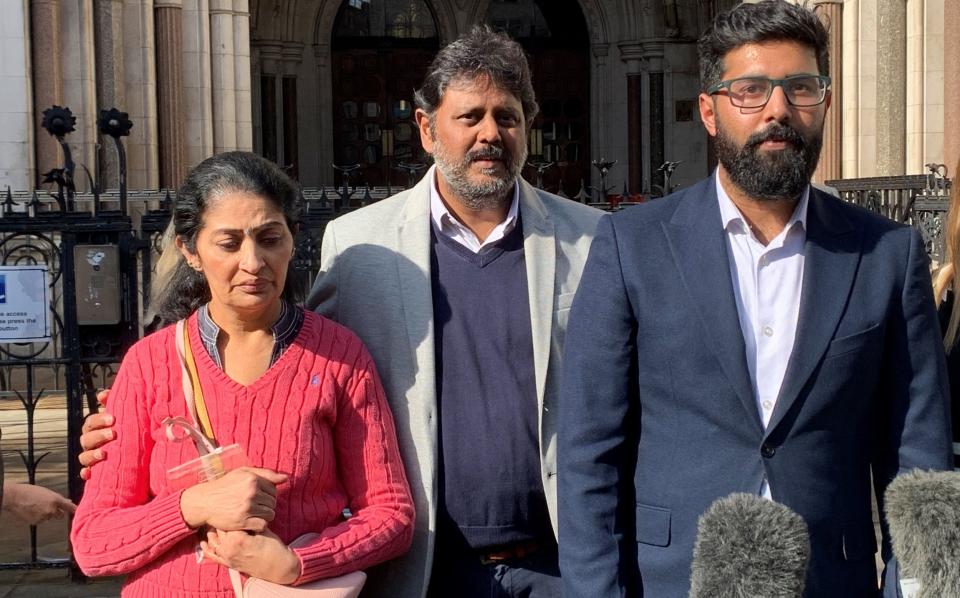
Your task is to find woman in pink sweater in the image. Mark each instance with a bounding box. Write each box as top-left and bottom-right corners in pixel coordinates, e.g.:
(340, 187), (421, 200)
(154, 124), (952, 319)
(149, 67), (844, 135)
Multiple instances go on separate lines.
(71, 151), (414, 597)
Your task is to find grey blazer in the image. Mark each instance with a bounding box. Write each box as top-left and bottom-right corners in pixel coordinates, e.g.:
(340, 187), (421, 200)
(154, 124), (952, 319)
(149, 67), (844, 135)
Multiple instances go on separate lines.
(306, 169), (602, 598)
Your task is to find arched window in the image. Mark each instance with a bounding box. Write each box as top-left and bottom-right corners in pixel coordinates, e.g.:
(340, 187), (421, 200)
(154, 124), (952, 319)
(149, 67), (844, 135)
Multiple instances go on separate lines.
(331, 0), (440, 186)
(335, 0), (437, 40)
(486, 0), (590, 196)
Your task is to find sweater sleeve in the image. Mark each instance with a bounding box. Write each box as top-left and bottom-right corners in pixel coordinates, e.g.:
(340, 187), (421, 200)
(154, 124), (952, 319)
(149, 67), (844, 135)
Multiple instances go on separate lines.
(70, 343), (195, 576)
(291, 338), (415, 584)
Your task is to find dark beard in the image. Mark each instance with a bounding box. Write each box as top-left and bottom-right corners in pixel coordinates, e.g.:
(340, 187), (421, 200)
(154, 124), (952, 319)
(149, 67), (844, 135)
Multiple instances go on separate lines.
(715, 121), (823, 201)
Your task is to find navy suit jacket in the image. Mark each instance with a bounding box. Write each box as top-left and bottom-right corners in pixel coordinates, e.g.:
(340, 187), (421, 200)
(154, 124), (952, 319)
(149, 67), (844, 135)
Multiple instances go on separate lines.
(557, 177), (953, 598)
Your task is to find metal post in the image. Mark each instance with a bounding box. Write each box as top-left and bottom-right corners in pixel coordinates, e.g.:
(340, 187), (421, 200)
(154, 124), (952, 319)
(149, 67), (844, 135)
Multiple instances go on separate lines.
(97, 108), (133, 216)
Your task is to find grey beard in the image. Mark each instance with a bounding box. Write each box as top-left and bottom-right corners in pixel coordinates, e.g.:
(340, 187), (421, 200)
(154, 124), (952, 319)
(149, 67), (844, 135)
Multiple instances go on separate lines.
(432, 141), (527, 211)
(715, 121), (822, 202)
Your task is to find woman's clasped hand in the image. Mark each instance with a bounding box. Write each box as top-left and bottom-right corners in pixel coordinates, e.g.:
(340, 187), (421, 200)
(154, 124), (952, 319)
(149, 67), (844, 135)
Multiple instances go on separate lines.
(180, 466), (287, 532)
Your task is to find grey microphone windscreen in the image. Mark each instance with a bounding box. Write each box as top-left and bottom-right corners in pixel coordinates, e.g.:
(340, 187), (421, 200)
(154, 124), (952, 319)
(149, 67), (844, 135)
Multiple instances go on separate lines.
(885, 470), (960, 598)
(689, 493), (810, 598)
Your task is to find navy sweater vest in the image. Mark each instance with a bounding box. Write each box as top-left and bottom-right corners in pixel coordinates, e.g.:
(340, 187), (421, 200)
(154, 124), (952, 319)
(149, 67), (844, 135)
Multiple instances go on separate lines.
(430, 217), (553, 549)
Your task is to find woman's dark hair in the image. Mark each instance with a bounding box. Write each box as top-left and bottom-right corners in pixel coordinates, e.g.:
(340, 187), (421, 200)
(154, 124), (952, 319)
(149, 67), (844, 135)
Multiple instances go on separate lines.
(154, 151), (304, 323)
(698, 0), (829, 92)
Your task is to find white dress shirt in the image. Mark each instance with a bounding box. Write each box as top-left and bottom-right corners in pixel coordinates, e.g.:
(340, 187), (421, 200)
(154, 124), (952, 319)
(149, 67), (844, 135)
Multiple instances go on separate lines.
(429, 167), (520, 254)
(716, 175), (810, 498)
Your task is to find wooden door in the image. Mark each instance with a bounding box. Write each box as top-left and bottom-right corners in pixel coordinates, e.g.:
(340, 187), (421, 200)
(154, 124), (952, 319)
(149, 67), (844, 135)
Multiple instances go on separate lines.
(527, 48), (591, 196)
(331, 48), (435, 187)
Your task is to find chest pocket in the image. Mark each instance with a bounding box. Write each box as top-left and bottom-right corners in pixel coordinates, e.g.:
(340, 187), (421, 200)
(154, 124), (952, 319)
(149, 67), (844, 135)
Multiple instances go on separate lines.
(824, 323), (881, 359)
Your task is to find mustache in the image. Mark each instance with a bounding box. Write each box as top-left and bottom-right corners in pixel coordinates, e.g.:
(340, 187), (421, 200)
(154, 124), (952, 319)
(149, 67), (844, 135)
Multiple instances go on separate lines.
(745, 124), (806, 150)
(466, 146), (507, 162)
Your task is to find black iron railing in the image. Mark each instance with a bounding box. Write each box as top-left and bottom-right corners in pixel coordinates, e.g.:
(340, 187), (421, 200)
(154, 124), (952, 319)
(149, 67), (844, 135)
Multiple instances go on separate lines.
(827, 165), (952, 264)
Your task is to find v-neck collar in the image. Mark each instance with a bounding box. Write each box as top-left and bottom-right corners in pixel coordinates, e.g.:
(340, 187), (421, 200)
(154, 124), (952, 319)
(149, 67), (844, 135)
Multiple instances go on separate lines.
(185, 308), (312, 393)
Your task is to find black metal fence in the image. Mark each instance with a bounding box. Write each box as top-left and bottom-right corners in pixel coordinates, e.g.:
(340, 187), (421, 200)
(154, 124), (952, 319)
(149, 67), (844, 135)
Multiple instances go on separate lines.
(0, 107), (139, 573)
(826, 164), (952, 265)
(0, 104), (954, 576)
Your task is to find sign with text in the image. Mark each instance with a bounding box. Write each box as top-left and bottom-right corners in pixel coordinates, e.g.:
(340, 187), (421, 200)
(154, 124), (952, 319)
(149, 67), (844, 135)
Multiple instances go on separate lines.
(0, 265), (50, 342)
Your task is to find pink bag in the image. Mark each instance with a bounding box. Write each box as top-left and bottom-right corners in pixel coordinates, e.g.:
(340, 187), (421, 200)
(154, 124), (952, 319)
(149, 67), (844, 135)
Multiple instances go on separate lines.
(229, 534), (366, 598)
(238, 572), (366, 598)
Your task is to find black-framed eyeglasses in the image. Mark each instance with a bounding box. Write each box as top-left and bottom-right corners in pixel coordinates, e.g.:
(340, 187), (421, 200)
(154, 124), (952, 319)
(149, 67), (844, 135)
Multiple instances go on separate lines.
(706, 75), (831, 108)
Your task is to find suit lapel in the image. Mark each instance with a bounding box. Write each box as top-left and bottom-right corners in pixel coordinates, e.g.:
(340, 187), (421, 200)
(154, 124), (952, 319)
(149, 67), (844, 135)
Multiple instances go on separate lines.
(519, 181), (555, 415)
(395, 173), (438, 454)
(766, 191), (861, 434)
(663, 178), (763, 433)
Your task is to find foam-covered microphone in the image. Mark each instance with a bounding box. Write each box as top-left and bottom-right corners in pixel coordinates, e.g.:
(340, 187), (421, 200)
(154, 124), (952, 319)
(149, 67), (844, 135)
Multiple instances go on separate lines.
(689, 493), (810, 598)
(884, 470), (960, 598)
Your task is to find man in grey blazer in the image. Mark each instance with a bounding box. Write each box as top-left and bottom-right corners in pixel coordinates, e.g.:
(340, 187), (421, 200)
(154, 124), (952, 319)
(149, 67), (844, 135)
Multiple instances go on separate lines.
(307, 27), (601, 598)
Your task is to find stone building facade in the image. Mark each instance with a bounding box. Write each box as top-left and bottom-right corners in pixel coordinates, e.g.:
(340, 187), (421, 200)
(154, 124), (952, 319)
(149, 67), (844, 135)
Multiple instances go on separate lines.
(0, 0), (954, 195)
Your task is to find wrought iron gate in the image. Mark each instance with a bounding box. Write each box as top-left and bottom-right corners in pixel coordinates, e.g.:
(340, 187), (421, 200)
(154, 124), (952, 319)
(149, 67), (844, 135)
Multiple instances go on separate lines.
(0, 107), (140, 574)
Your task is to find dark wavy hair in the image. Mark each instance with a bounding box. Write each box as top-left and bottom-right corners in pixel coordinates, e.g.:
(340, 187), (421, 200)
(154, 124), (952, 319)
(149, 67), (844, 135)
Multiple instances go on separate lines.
(698, 0), (829, 92)
(153, 151), (303, 323)
(414, 25), (538, 126)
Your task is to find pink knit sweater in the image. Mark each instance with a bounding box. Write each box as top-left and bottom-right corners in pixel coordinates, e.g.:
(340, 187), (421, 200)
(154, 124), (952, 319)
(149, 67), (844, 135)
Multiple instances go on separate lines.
(71, 310), (414, 597)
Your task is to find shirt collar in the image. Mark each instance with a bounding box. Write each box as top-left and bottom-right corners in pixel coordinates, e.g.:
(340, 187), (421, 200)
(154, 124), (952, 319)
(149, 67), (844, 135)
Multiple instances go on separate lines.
(715, 170), (810, 237)
(197, 300), (303, 369)
(429, 166), (520, 248)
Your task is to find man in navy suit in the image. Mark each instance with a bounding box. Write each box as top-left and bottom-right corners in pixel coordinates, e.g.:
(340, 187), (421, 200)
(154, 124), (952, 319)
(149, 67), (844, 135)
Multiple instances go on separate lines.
(557, 2), (953, 597)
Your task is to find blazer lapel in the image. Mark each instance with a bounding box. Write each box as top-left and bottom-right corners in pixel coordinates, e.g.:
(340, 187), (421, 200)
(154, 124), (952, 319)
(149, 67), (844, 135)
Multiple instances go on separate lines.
(663, 178), (762, 433)
(519, 181), (555, 415)
(395, 173), (438, 455)
(766, 190), (861, 435)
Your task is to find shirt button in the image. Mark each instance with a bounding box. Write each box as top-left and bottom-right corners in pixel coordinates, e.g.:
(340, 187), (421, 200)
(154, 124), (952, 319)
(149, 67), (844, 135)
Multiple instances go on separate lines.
(762, 326), (774, 337)
(762, 400), (773, 411)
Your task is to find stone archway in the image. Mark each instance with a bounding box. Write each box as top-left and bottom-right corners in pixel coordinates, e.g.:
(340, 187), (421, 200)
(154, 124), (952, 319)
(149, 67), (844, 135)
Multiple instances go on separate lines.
(249, 0), (454, 186)
(468, 0), (608, 46)
(310, 0), (458, 47)
(250, 0), (612, 187)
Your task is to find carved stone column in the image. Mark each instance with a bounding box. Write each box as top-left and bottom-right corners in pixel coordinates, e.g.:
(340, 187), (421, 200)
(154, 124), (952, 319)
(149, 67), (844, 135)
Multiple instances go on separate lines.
(182, 0), (214, 169)
(841, 0), (859, 177)
(2, 0), (34, 190)
(644, 42), (665, 192)
(619, 42), (644, 193)
(233, 0), (252, 151)
(94, 0), (125, 188)
(945, 0), (960, 171)
(313, 43), (336, 185)
(590, 43), (610, 193)
(813, 1), (842, 183)
(120, 0), (159, 189)
(256, 42), (283, 164)
(30, 0), (63, 184)
(280, 44), (304, 177)
(154, 0), (186, 188)
(210, 0), (237, 152)
(876, 0), (906, 175)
